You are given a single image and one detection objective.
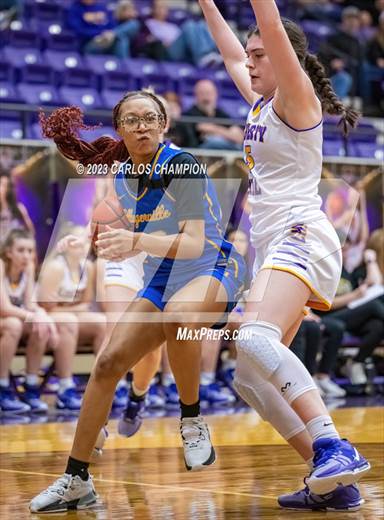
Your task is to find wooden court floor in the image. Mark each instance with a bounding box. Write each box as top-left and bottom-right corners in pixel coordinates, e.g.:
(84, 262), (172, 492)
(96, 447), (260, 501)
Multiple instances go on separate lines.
(0, 407), (383, 519)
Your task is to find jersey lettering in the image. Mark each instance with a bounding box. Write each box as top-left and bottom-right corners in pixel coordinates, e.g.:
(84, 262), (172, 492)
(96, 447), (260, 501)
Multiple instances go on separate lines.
(244, 123), (267, 142)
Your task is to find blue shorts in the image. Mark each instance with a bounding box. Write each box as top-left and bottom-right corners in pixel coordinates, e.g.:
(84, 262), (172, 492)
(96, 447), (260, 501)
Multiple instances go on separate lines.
(137, 256), (245, 329)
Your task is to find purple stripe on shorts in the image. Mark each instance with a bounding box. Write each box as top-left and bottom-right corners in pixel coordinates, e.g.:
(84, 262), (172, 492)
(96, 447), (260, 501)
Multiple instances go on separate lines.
(272, 258), (308, 271)
(281, 241), (310, 255)
(275, 250), (309, 262)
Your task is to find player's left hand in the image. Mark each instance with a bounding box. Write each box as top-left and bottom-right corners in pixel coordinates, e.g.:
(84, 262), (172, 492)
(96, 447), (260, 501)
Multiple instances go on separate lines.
(96, 226), (136, 261)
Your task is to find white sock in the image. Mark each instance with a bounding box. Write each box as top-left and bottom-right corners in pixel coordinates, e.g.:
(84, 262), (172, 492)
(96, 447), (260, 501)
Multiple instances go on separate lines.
(162, 373), (175, 387)
(58, 377), (75, 393)
(200, 371), (215, 385)
(25, 374), (39, 386)
(131, 381), (148, 397)
(222, 358), (236, 371)
(306, 415), (340, 442)
(0, 378), (10, 388)
(116, 378), (128, 389)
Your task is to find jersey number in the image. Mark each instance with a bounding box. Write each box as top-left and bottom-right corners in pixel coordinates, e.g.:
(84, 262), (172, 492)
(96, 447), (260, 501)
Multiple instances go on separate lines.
(245, 145), (261, 196)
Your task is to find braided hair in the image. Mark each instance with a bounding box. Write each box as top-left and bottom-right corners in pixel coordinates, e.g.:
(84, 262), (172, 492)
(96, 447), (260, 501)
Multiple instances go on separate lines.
(39, 90), (168, 167)
(248, 19), (359, 135)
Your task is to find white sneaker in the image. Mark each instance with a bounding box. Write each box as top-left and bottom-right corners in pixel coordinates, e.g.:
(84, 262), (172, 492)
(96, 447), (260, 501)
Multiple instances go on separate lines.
(29, 473), (97, 513)
(343, 360), (367, 385)
(180, 415), (216, 471)
(315, 376), (346, 398)
(312, 377), (325, 397)
(91, 426), (108, 462)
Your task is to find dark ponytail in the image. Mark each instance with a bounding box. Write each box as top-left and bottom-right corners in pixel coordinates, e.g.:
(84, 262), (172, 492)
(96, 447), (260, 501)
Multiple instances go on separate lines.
(39, 107), (128, 167)
(304, 53), (359, 135)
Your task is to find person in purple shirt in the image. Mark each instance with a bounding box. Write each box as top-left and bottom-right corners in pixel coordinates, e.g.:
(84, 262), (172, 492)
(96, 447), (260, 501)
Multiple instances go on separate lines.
(67, 0), (115, 50)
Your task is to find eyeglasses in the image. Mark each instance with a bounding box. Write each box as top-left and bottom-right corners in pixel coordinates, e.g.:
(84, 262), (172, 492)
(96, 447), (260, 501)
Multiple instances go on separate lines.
(118, 113), (161, 131)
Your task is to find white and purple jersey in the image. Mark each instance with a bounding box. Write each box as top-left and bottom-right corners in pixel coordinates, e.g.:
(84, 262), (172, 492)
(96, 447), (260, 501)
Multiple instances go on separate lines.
(244, 97), (324, 247)
(243, 97), (341, 311)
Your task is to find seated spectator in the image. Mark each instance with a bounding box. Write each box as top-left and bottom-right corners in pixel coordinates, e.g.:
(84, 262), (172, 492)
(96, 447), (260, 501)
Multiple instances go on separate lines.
(319, 6), (365, 97)
(142, 0), (221, 66)
(290, 315), (322, 381)
(367, 12), (384, 68)
(38, 225), (106, 359)
(358, 10), (376, 43)
(180, 79), (243, 150)
(84, 0), (141, 59)
(0, 230), (56, 413)
(0, 169), (34, 248)
(316, 241), (384, 385)
(325, 182), (369, 272)
(309, 311), (347, 398)
(67, 0), (115, 51)
(161, 92), (185, 148)
(366, 12), (384, 110)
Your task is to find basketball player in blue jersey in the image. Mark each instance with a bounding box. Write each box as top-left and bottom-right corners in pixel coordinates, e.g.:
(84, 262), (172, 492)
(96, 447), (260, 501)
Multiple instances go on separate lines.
(30, 90), (245, 513)
(200, 0), (370, 512)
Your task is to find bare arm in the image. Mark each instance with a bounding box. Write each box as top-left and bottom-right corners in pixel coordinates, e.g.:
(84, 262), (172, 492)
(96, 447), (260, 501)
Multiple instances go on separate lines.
(364, 250), (383, 286)
(97, 220), (206, 261)
(199, 0), (257, 104)
(80, 261), (95, 304)
(356, 188), (369, 246)
(331, 284), (367, 310)
(0, 260), (32, 320)
(249, 0), (321, 128)
(18, 203), (35, 235)
(38, 260), (66, 311)
(23, 262), (41, 312)
(136, 220), (205, 260)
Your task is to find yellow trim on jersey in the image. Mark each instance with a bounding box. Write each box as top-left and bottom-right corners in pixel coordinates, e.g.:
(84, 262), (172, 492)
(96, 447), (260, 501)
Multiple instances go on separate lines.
(204, 191), (223, 236)
(205, 238), (226, 258)
(260, 265), (331, 311)
(123, 144), (165, 202)
(252, 104), (262, 117)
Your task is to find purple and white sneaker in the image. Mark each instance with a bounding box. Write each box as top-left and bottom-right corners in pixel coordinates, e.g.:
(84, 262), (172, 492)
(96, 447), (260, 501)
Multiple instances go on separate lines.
(118, 398), (145, 437)
(278, 482), (364, 511)
(307, 438), (370, 495)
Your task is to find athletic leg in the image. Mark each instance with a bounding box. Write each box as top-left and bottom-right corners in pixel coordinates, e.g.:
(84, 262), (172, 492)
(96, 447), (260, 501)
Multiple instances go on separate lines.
(163, 275), (228, 471)
(30, 298), (165, 513)
(236, 269), (370, 494)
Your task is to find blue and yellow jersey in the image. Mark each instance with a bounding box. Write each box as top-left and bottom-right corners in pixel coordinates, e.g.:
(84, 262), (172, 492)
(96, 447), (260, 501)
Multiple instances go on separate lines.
(114, 143), (241, 286)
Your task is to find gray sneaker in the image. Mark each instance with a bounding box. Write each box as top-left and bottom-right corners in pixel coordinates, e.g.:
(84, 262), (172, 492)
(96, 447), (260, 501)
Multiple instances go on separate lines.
(29, 473), (97, 513)
(180, 416), (216, 471)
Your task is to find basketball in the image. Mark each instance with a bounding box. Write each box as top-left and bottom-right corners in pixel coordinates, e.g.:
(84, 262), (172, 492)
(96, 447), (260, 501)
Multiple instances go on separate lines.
(91, 196), (131, 244)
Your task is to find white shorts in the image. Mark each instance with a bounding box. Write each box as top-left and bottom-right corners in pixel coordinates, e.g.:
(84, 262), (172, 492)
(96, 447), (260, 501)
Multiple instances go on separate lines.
(104, 252), (146, 292)
(252, 218), (342, 311)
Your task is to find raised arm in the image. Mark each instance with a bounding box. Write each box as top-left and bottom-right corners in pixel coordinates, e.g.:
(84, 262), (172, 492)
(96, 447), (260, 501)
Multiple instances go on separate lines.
(249, 0), (321, 127)
(199, 0), (256, 105)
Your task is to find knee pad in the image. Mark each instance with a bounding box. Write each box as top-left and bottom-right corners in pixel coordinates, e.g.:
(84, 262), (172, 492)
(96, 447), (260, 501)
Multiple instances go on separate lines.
(236, 321), (317, 404)
(236, 321), (283, 379)
(234, 354), (306, 440)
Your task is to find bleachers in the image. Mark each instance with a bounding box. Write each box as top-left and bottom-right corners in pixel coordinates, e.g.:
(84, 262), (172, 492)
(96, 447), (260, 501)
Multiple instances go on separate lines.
(0, 0), (383, 156)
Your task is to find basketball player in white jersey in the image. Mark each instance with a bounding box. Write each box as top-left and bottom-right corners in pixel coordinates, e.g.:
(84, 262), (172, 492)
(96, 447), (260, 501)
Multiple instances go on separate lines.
(200, 0), (370, 511)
